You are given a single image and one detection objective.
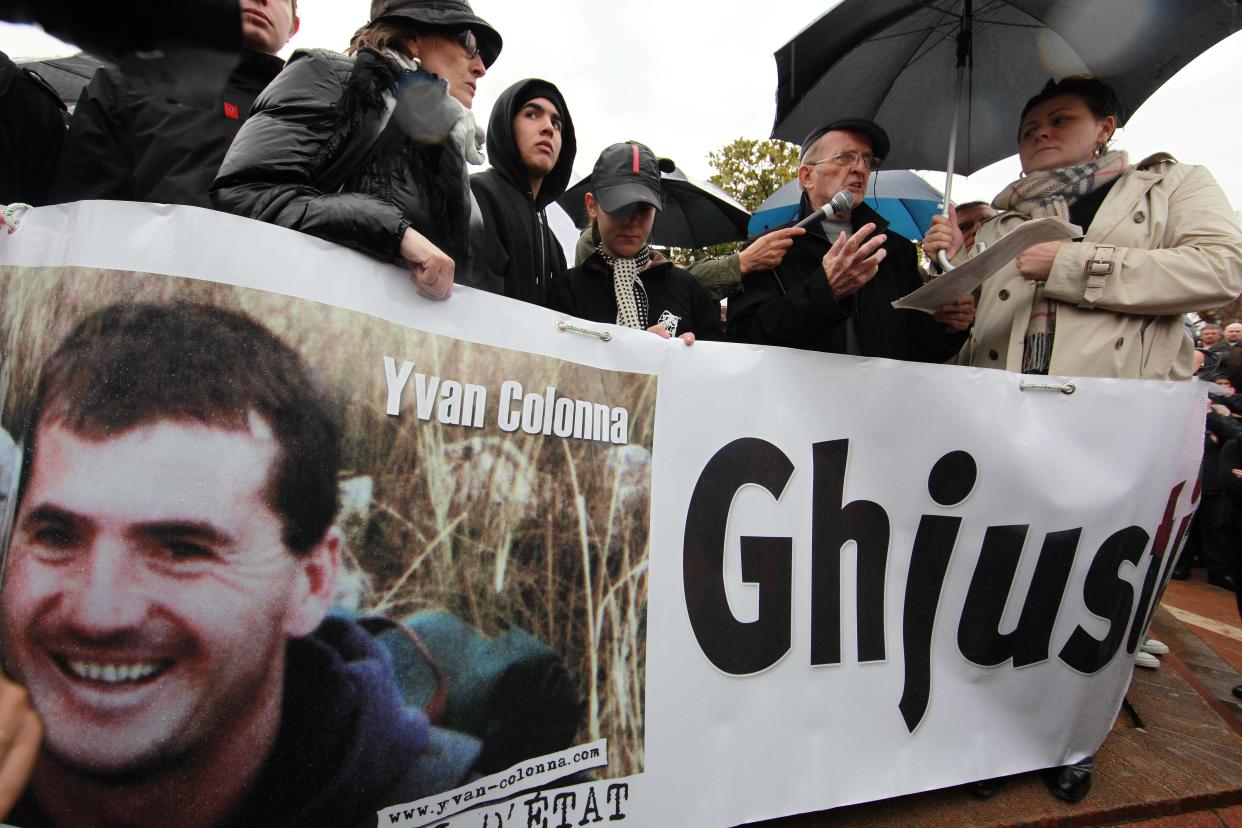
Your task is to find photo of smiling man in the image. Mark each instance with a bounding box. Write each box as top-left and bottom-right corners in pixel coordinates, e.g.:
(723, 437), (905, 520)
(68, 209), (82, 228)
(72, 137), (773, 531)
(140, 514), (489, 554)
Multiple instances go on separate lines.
(0, 302), (481, 828)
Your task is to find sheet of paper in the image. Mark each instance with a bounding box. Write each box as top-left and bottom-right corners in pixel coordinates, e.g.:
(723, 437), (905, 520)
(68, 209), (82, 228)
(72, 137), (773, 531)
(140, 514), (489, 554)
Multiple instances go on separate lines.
(893, 217), (1082, 313)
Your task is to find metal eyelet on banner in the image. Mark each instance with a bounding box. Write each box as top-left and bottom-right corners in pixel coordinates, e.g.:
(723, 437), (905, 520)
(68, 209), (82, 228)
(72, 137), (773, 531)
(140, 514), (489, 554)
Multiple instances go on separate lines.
(556, 320), (612, 342)
(2, 203), (32, 235)
(1019, 380), (1076, 395)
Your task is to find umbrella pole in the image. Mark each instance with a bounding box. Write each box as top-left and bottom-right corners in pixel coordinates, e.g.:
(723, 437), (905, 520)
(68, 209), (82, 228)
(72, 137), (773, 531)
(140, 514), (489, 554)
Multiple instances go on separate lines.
(935, 65), (964, 272)
(937, 0), (971, 272)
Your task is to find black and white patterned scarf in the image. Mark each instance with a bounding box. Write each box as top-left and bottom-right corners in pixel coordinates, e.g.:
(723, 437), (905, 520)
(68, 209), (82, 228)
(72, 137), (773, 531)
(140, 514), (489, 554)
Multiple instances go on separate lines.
(992, 150), (1129, 373)
(598, 244), (652, 329)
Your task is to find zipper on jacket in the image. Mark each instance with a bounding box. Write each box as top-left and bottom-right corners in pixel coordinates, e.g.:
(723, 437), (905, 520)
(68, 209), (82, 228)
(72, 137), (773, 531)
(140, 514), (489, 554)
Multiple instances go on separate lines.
(535, 207), (548, 302)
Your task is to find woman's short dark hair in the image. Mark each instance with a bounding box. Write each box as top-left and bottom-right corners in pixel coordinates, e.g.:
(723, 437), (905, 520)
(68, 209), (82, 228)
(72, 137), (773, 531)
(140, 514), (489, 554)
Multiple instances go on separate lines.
(1019, 75), (1121, 135)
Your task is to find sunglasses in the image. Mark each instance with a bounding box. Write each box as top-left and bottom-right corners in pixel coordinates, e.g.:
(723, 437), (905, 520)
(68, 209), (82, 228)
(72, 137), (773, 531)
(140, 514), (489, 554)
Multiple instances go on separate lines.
(455, 28), (480, 59)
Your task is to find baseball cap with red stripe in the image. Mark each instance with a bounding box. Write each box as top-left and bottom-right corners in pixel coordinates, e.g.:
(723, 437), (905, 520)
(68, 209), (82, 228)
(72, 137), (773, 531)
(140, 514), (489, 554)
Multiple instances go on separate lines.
(589, 141), (672, 214)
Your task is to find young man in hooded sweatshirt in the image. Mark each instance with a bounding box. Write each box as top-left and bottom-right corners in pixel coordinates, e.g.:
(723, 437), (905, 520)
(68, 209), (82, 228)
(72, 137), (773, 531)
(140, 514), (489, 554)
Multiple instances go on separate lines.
(471, 78), (576, 306)
(555, 142), (721, 343)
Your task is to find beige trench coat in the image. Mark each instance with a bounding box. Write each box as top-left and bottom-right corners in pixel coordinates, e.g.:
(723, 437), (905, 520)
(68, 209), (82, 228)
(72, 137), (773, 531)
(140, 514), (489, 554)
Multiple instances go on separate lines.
(956, 156), (1242, 380)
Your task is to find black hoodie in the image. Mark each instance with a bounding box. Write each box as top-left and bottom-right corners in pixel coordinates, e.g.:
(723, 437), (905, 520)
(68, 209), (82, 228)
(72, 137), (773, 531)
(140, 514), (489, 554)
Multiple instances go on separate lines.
(0, 52), (68, 205)
(470, 79), (576, 307)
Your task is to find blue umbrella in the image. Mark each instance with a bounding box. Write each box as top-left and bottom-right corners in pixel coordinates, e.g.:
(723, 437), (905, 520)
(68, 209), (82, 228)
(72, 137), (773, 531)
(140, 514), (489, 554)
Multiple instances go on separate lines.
(748, 170), (943, 242)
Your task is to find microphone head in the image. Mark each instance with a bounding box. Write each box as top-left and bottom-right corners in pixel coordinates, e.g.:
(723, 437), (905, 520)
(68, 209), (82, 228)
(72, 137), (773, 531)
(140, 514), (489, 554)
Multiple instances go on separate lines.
(828, 190), (856, 217)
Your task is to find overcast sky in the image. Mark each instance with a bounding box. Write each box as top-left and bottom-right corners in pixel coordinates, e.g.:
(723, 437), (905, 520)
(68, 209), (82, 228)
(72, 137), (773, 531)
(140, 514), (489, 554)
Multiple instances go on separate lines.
(4, 0), (1241, 210)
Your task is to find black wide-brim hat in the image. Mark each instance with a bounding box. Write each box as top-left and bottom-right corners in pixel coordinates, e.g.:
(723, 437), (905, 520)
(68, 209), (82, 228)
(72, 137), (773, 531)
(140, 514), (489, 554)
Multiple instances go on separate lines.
(368, 0), (502, 67)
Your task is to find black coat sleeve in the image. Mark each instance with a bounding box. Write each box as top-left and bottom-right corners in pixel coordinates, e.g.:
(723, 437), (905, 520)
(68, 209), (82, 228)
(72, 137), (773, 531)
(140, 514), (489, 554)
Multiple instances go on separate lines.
(887, 240), (970, 364)
(1207, 410), (1242, 444)
(210, 50), (408, 264)
(49, 67), (132, 203)
(726, 263), (850, 349)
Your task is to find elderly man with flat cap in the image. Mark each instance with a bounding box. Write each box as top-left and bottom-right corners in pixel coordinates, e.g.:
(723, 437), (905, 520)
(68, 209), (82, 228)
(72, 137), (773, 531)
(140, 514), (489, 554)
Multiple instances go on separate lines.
(728, 118), (974, 362)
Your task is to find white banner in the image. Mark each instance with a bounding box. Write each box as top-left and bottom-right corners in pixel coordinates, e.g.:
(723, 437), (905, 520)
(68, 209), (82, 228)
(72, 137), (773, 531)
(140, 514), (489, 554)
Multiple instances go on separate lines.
(0, 203), (1204, 828)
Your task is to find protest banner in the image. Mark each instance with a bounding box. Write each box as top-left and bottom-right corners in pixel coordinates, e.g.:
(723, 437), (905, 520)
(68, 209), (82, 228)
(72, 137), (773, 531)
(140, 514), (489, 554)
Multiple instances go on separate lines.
(0, 202), (1205, 827)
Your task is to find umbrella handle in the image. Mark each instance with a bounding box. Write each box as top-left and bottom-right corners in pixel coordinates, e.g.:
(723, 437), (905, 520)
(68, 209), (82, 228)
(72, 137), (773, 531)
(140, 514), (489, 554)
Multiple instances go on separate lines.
(937, 250), (955, 271)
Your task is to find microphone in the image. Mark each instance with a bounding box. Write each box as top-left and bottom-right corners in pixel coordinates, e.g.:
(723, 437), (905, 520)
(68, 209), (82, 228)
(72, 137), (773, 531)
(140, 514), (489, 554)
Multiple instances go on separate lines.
(793, 190), (855, 229)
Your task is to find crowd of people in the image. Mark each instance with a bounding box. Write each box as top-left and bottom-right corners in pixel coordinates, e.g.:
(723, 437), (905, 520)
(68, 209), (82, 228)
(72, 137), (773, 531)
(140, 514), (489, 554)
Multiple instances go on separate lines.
(2, 0), (1242, 823)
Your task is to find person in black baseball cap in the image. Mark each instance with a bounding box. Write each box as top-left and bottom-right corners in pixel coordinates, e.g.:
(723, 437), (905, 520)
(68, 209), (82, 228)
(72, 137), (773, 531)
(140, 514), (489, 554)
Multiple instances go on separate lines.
(554, 142), (721, 344)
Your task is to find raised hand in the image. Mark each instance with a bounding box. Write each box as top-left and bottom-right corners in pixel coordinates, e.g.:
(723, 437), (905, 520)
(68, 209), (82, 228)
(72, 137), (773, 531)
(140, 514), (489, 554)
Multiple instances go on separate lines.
(822, 223), (887, 299)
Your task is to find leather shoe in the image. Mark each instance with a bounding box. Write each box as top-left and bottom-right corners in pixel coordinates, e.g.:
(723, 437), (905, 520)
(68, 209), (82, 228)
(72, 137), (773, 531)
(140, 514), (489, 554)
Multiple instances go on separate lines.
(1043, 755), (1093, 803)
(965, 777), (1004, 798)
(1207, 573), (1237, 591)
(1233, 685), (1242, 701)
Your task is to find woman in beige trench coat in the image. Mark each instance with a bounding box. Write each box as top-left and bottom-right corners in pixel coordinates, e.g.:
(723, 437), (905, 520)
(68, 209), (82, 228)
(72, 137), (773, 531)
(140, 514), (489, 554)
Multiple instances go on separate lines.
(923, 76), (1242, 381)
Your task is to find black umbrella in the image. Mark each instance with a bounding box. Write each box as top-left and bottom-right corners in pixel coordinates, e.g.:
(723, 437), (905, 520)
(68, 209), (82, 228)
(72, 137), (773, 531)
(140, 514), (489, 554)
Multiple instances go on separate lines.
(17, 53), (103, 111)
(556, 166), (750, 249)
(1, 0), (241, 59)
(772, 0), (1242, 267)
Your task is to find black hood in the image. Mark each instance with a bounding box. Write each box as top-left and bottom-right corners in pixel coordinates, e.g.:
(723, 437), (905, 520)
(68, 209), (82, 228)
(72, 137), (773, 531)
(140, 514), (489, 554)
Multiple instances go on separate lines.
(484, 78), (576, 210)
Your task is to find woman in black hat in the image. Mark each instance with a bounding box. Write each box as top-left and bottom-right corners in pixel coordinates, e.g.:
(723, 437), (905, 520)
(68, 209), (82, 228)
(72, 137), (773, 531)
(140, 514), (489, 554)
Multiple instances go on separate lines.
(213, 0), (502, 300)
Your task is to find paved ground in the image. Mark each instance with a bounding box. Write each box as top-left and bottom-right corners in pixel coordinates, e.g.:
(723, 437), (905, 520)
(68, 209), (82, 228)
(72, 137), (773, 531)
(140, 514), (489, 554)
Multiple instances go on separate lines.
(745, 571), (1242, 828)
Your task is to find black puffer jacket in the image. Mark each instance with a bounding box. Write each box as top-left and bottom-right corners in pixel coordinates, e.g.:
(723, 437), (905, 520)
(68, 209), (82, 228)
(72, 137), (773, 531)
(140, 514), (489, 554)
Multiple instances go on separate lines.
(470, 78), (576, 306)
(212, 48), (479, 279)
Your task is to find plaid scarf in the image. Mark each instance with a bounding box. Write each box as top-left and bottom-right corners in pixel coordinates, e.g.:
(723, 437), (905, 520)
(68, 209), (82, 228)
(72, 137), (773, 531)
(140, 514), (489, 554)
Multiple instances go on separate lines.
(992, 150), (1129, 373)
(598, 245), (652, 329)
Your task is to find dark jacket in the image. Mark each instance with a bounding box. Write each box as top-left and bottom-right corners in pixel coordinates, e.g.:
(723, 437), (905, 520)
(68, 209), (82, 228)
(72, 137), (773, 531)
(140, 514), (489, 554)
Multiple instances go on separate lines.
(727, 198), (965, 362)
(212, 48), (480, 279)
(49, 48), (284, 208)
(470, 79), (576, 306)
(1204, 409), (1242, 496)
(0, 52), (68, 206)
(7, 617), (481, 828)
(556, 251), (723, 341)
(1219, 436), (1242, 529)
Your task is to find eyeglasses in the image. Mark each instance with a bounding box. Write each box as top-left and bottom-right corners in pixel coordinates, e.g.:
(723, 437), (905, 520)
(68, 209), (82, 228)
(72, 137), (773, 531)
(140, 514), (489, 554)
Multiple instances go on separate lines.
(806, 150), (881, 171)
(454, 28), (480, 59)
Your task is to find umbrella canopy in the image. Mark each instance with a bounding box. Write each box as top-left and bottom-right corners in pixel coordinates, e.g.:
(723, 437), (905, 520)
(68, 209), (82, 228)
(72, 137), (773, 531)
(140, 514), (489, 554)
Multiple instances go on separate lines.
(748, 169), (943, 241)
(2, 0), (241, 62)
(772, 0), (1242, 176)
(18, 53), (104, 111)
(556, 167), (750, 249)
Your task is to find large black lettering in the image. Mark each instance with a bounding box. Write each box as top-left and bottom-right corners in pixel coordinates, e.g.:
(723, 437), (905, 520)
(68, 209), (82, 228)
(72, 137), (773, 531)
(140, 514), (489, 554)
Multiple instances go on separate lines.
(1058, 526), (1149, 673)
(958, 527), (1078, 667)
(683, 438), (795, 674)
(810, 439), (890, 665)
(898, 450), (976, 733)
